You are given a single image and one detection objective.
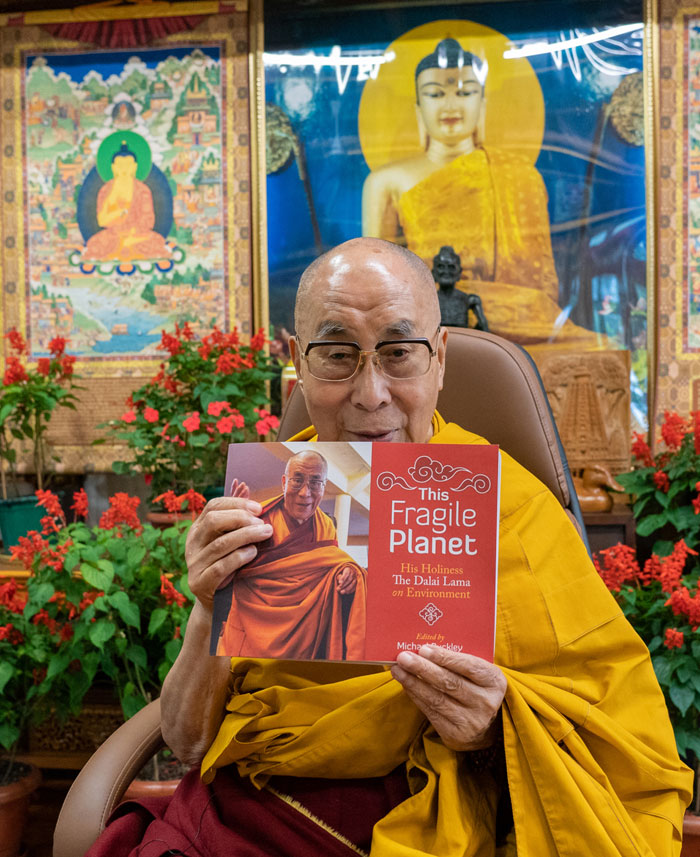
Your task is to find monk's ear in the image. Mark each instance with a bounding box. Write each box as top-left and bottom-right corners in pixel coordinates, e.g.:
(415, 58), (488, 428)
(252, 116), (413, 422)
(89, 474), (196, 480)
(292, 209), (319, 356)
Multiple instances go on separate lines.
(289, 335), (302, 378)
(436, 327), (448, 392)
(415, 105), (428, 151)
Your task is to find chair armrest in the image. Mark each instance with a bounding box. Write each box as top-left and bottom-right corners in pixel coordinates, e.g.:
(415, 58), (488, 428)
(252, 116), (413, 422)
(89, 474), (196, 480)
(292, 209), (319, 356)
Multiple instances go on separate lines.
(53, 698), (165, 857)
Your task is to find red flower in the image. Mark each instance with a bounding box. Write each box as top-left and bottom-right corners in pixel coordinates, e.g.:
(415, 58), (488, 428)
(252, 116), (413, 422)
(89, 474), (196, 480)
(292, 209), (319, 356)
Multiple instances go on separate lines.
(653, 471), (670, 493)
(0, 623), (24, 644)
(180, 489), (206, 515)
(154, 490), (183, 514)
(160, 574), (186, 607)
(254, 408), (280, 437)
(158, 330), (182, 356)
(9, 531), (48, 570)
(144, 473), (153, 486)
(4, 328), (26, 354)
(594, 543), (639, 592)
(694, 496), (700, 516)
(37, 357), (51, 376)
(215, 352), (241, 374)
(36, 489), (64, 519)
(177, 321), (195, 341)
(664, 628), (684, 649)
(3, 356), (28, 385)
(61, 354), (76, 377)
(198, 342), (213, 360)
(207, 401), (232, 417)
(182, 412), (200, 432)
(143, 407), (159, 424)
(79, 590), (103, 612)
(99, 493), (142, 533)
(122, 409), (137, 423)
(33, 608), (58, 635)
(57, 624), (74, 643)
(250, 327), (266, 351)
(216, 415), (235, 434)
(631, 432), (654, 467)
(660, 411), (687, 452)
(71, 488), (89, 519)
(0, 579), (26, 613)
(48, 336), (67, 356)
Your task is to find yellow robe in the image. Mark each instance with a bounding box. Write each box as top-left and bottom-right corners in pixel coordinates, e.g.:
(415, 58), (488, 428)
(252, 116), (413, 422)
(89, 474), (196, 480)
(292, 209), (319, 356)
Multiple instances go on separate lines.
(398, 148), (604, 349)
(217, 497), (367, 660)
(203, 414), (692, 857)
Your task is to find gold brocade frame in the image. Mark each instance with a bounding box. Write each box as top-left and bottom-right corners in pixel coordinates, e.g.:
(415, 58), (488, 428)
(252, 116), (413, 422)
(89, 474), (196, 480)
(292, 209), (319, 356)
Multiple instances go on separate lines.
(653, 0), (700, 430)
(0, 0), (268, 472)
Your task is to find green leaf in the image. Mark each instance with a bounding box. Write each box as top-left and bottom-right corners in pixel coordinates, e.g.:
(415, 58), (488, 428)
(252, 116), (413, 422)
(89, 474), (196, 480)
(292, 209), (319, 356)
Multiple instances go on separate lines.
(106, 539), (127, 561)
(636, 514), (669, 538)
(127, 544), (147, 567)
(46, 653), (70, 681)
(654, 490), (670, 509)
(652, 656), (673, 685)
(88, 619), (116, 648)
(108, 591), (140, 628)
(126, 644), (147, 669)
(29, 581), (55, 605)
(0, 722), (20, 751)
(669, 684), (696, 716)
(165, 638), (182, 662)
(685, 732), (700, 759)
(81, 562), (114, 590)
(0, 661), (14, 694)
(148, 608), (167, 635)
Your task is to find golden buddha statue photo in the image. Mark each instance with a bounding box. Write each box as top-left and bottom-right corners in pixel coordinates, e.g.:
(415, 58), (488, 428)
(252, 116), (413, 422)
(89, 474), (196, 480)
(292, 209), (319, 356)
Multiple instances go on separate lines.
(362, 36), (603, 351)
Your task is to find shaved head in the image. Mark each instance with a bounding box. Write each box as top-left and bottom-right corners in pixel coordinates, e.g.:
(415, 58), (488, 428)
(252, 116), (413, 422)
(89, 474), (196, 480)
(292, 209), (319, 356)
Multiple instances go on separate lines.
(284, 449), (328, 479)
(294, 238), (438, 337)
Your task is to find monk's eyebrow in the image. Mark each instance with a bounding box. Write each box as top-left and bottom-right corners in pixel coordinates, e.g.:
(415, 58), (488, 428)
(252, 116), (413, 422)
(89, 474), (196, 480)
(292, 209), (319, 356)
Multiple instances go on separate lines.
(381, 320), (416, 338)
(314, 320), (349, 338)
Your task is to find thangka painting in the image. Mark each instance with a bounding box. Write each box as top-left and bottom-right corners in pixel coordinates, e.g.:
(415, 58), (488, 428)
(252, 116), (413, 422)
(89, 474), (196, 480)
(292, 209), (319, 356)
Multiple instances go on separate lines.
(263, 0), (649, 428)
(655, 0), (700, 427)
(0, 8), (257, 467)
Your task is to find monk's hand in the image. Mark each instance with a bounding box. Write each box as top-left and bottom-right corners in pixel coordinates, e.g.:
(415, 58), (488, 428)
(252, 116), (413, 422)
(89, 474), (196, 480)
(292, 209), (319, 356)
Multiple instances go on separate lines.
(335, 565), (357, 594)
(230, 479), (250, 500)
(185, 496), (273, 612)
(390, 645), (506, 752)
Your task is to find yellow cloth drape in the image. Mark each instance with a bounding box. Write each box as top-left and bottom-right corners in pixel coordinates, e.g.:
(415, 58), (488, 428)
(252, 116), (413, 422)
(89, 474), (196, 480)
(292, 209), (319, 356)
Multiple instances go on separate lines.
(202, 415), (692, 856)
(398, 147), (604, 349)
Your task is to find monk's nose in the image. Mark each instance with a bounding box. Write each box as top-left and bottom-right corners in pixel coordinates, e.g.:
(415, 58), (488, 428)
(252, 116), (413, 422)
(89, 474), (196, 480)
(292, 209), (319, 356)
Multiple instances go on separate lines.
(349, 353), (392, 411)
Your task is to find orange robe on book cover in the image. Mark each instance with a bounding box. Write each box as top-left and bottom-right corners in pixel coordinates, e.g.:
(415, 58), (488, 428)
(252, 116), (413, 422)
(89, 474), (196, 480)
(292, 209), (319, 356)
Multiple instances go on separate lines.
(217, 495), (367, 660)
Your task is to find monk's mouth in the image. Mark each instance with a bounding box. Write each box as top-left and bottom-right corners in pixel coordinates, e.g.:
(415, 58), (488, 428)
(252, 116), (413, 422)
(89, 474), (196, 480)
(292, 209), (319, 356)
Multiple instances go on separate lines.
(346, 429), (397, 442)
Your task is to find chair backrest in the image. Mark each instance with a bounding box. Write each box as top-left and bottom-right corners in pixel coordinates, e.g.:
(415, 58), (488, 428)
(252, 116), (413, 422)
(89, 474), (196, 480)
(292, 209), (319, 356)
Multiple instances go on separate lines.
(278, 326), (588, 546)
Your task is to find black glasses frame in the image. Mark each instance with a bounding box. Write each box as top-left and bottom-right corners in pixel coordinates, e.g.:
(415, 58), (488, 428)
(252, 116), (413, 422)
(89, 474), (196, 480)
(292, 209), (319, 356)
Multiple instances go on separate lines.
(297, 328), (440, 382)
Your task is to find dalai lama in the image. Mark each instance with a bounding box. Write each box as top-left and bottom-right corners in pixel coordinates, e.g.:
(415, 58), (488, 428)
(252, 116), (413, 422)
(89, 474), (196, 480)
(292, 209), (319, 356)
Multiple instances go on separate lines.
(88, 238), (692, 857)
(215, 450), (366, 660)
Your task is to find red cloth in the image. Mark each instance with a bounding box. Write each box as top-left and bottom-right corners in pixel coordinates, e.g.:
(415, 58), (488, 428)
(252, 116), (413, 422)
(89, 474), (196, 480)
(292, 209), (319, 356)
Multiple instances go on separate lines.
(86, 766), (410, 857)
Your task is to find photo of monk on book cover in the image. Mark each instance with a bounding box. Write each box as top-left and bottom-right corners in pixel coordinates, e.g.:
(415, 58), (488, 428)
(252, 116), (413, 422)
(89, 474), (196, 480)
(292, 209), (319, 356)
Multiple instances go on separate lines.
(210, 442), (371, 660)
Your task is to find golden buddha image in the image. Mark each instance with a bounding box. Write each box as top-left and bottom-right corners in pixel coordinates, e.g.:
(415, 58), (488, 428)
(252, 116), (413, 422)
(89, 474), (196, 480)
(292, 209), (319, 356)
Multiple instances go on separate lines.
(85, 141), (171, 262)
(360, 25), (603, 350)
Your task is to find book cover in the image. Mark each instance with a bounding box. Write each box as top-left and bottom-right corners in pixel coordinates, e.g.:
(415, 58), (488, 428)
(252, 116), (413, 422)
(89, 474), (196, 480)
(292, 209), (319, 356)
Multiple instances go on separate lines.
(210, 441), (500, 663)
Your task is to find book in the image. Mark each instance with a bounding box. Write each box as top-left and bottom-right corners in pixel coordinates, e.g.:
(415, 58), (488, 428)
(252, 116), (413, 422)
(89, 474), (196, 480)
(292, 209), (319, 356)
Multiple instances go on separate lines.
(210, 441), (501, 663)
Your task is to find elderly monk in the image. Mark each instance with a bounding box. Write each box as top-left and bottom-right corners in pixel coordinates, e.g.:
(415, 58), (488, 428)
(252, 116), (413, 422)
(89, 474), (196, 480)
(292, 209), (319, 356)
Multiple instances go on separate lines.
(216, 450), (365, 659)
(89, 238), (691, 857)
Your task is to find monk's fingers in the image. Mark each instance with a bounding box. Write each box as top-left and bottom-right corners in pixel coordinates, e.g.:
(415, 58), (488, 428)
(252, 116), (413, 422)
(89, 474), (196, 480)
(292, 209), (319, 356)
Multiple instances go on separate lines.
(401, 645), (507, 693)
(390, 662), (503, 751)
(392, 648), (506, 707)
(230, 480), (250, 499)
(190, 542), (262, 608)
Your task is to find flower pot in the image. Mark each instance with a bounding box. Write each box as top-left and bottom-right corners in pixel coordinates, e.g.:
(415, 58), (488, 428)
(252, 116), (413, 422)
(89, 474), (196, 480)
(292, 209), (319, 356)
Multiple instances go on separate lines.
(0, 496), (45, 550)
(683, 813), (700, 857)
(0, 762), (41, 857)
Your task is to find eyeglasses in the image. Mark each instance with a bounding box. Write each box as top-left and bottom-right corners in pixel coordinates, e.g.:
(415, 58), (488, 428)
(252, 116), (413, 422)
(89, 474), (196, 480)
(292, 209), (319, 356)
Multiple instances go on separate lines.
(286, 475), (326, 492)
(297, 328), (440, 382)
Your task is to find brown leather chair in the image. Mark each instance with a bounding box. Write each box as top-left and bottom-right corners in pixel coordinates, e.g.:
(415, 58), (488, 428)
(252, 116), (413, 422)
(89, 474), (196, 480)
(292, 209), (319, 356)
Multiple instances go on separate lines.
(54, 326), (587, 857)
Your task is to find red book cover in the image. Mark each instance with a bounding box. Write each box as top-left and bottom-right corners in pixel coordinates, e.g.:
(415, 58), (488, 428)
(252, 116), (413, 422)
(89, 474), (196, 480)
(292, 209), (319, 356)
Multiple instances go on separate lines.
(210, 441), (500, 663)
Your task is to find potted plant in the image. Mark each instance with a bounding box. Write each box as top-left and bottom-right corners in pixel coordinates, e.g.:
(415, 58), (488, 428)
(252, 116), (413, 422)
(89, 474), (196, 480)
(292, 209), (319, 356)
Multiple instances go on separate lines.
(598, 410), (700, 851)
(7, 488), (197, 790)
(100, 322), (279, 510)
(0, 329), (81, 547)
